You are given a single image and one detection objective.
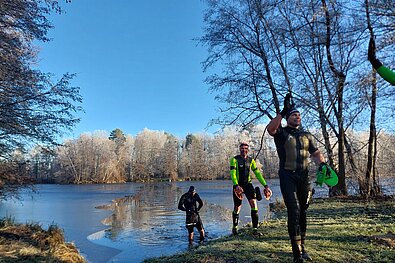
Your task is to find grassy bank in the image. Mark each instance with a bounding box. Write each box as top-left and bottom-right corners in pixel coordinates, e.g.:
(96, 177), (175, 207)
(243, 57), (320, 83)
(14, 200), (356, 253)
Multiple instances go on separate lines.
(144, 196), (395, 263)
(0, 218), (86, 263)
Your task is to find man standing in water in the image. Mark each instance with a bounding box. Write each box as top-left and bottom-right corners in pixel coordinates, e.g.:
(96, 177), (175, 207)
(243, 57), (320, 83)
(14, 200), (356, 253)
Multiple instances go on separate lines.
(267, 94), (326, 263)
(230, 142), (272, 236)
(178, 186), (205, 245)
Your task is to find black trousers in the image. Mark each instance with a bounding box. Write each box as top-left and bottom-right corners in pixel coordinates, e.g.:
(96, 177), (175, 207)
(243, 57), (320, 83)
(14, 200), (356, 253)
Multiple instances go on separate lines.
(279, 169), (311, 242)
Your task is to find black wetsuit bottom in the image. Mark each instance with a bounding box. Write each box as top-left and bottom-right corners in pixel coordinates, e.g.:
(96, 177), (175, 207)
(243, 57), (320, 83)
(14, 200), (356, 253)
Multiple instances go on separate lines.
(232, 183), (255, 207)
(186, 212), (203, 233)
(279, 169), (311, 258)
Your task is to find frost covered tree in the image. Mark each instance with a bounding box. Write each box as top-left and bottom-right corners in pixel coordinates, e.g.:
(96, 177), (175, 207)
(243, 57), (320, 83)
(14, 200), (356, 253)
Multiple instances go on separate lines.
(199, 0), (395, 197)
(0, 0), (82, 197)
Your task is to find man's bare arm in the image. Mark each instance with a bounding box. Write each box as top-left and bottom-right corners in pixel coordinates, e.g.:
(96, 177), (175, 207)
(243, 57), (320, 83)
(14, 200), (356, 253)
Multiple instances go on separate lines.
(267, 114), (282, 136)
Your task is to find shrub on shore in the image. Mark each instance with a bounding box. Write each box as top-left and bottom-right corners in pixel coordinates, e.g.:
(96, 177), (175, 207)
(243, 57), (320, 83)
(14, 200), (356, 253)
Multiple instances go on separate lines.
(0, 218), (86, 263)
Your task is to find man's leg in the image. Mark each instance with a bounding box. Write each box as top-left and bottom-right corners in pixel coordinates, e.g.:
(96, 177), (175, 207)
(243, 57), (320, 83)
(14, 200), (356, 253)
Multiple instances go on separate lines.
(248, 198), (259, 231)
(199, 229), (205, 241)
(187, 226), (194, 244)
(197, 216), (205, 242)
(232, 187), (242, 235)
(246, 184), (259, 233)
(232, 206), (241, 235)
(280, 172), (303, 262)
(299, 183), (312, 261)
(300, 231), (312, 261)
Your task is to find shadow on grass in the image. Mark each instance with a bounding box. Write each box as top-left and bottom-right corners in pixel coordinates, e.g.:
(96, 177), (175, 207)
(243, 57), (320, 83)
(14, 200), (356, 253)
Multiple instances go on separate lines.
(144, 197), (395, 263)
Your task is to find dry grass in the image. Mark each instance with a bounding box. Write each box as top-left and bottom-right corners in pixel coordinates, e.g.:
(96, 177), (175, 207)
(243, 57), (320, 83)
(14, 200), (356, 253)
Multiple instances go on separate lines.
(144, 196), (395, 263)
(0, 218), (86, 263)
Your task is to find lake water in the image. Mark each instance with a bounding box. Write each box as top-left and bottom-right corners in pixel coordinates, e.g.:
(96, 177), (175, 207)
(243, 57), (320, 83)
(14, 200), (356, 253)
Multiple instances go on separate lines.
(0, 179), (393, 262)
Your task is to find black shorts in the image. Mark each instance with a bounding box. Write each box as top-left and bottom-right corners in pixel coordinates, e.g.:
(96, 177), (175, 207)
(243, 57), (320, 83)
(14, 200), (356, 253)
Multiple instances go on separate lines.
(185, 212), (203, 233)
(233, 183), (256, 207)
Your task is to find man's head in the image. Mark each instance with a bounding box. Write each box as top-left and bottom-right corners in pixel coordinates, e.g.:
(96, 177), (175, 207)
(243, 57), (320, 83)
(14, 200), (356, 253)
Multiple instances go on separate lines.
(286, 108), (301, 128)
(239, 142), (249, 158)
(188, 186), (196, 195)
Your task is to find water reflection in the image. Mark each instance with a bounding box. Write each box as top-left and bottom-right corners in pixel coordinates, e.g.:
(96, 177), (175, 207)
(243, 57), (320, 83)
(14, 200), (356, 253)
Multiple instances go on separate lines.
(2, 179), (393, 263)
(101, 183), (184, 244)
(91, 182), (231, 262)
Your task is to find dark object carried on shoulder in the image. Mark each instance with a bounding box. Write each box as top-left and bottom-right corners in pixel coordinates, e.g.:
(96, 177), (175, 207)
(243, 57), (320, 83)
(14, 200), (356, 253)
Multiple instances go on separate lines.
(255, 186), (262, 201)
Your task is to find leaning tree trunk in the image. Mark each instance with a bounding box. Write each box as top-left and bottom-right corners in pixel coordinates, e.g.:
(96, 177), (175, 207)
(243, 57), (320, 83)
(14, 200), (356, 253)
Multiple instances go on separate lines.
(372, 128), (381, 195)
(332, 80), (348, 196)
(363, 0), (382, 198)
(322, 0), (348, 196)
(363, 92), (375, 197)
(363, 52), (383, 198)
(363, 71), (382, 197)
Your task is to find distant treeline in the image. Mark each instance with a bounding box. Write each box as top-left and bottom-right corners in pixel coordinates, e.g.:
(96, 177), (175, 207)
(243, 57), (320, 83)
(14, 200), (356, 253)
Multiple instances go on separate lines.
(27, 126), (276, 184)
(9, 126), (395, 187)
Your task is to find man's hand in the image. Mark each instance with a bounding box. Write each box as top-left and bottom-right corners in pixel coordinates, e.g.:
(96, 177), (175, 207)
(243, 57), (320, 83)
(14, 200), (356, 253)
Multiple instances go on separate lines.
(280, 93), (293, 118)
(234, 185), (244, 200)
(368, 36), (382, 70)
(315, 162), (327, 187)
(263, 186), (272, 200)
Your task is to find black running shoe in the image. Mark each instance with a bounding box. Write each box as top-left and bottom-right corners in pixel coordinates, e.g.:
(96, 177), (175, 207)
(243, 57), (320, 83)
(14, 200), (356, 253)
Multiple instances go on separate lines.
(301, 250), (312, 261)
(232, 227), (238, 235)
(252, 228), (263, 237)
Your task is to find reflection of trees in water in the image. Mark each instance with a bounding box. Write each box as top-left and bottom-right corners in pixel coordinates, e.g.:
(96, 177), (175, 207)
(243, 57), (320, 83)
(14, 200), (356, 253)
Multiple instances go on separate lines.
(98, 183), (231, 241)
(99, 183), (183, 239)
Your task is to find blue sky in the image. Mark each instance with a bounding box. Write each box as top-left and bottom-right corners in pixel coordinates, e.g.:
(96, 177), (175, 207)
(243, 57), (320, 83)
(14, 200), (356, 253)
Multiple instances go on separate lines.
(38, 0), (220, 139)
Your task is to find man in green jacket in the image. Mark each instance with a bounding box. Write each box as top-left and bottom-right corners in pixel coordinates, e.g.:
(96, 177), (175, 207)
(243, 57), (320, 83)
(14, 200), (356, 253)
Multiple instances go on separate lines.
(368, 36), (395, 85)
(230, 142), (271, 235)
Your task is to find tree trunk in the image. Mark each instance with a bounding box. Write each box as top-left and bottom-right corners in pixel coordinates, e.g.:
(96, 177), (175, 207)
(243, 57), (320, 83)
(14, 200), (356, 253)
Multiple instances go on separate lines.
(331, 80), (348, 196)
(372, 130), (381, 195)
(362, 0), (382, 198)
(363, 71), (382, 197)
(321, 0), (348, 196)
